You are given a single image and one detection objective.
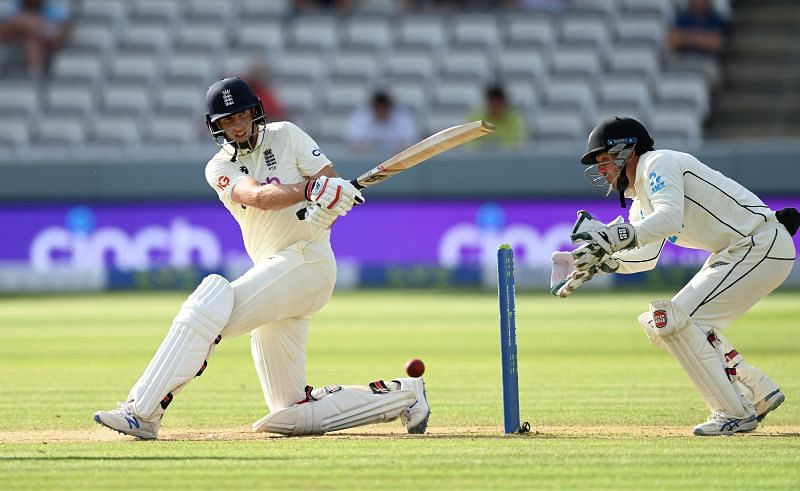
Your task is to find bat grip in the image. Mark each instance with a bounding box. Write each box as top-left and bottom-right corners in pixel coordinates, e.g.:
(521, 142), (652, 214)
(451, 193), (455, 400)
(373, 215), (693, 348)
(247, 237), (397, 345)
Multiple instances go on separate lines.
(351, 179), (363, 190)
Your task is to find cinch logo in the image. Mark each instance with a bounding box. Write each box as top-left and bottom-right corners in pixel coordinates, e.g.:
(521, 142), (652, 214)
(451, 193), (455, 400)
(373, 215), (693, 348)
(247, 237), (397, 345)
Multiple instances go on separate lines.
(29, 207), (222, 272)
(222, 89), (234, 106)
(438, 203), (573, 268)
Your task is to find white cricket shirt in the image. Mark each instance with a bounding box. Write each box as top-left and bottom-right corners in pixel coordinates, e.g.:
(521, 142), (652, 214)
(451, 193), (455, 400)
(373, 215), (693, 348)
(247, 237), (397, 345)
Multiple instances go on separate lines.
(205, 122), (332, 263)
(614, 149), (776, 272)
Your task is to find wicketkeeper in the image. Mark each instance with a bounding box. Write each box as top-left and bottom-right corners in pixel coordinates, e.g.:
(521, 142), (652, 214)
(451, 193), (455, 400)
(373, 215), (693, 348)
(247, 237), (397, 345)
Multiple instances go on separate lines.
(552, 116), (798, 436)
(93, 77), (430, 439)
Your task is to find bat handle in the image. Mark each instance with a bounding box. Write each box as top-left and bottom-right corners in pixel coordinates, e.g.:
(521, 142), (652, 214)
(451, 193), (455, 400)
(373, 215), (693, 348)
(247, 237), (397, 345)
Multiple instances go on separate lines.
(351, 179), (363, 190)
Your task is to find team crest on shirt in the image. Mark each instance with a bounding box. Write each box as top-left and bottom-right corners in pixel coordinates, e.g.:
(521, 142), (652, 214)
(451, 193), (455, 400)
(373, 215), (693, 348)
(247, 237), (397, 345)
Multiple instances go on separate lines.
(263, 148), (277, 171)
(239, 165), (249, 175)
(649, 172), (666, 194)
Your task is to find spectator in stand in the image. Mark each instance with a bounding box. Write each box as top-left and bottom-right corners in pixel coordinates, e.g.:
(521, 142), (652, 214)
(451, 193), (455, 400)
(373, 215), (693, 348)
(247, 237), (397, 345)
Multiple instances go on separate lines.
(240, 62), (288, 122)
(467, 85), (526, 150)
(344, 90), (418, 154)
(668, 0), (728, 58)
(0, 0), (71, 79)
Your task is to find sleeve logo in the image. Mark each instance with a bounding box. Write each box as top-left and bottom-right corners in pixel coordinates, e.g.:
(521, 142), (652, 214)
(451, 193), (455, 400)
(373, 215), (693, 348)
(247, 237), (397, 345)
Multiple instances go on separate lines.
(648, 172), (666, 194)
(216, 175), (231, 190)
(312, 148), (321, 157)
(653, 309), (668, 328)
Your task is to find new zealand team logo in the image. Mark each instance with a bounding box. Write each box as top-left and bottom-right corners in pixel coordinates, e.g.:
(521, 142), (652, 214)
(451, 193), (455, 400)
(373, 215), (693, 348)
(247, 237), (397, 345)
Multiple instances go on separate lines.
(649, 172), (666, 194)
(653, 309), (668, 328)
(264, 148), (277, 171)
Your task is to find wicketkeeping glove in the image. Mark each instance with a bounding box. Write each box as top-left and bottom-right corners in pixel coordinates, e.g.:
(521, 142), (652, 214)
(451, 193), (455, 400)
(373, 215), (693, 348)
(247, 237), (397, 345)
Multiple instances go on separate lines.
(305, 176), (365, 216)
(550, 251), (620, 298)
(571, 222), (636, 271)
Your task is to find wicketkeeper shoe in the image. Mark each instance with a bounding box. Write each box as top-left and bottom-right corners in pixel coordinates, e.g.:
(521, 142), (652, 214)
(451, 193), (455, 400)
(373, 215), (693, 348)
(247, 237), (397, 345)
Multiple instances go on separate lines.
(692, 411), (757, 436)
(394, 377), (430, 434)
(93, 402), (161, 440)
(754, 389), (785, 422)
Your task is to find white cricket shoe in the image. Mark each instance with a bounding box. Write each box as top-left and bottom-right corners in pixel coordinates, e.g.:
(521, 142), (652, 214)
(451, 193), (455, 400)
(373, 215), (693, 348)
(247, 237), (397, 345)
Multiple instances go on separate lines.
(693, 411), (757, 436)
(755, 389), (785, 422)
(394, 377), (430, 434)
(93, 402), (161, 440)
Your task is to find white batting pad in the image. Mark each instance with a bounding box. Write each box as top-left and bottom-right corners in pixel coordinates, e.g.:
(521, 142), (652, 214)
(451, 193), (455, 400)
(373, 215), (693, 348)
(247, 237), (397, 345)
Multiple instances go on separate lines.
(252, 387), (416, 436)
(129, 274), (234, 418)
(636, 312), (671, 354)
(646, 300), (752, 418)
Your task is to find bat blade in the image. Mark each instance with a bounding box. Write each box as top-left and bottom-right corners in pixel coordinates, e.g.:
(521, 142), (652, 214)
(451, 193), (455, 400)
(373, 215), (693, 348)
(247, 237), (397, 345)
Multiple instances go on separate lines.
(353, 120), (494, 189)
(297, 120), (493, 220)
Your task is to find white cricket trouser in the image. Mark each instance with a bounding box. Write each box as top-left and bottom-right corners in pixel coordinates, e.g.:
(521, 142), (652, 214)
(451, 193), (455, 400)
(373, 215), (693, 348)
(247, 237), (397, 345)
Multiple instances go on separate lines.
(672, 221), (795, 330)
(221, 238), (337, 411)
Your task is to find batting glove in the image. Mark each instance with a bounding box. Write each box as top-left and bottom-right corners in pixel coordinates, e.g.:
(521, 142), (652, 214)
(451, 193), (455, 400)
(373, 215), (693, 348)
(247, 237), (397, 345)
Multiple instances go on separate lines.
(305, 176), (365, 216)
(305, 203), (341, 230)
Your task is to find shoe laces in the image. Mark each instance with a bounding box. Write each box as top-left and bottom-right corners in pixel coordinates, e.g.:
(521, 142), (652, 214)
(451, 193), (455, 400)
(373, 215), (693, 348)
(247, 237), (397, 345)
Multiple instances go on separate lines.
(115, 401), (135, 415)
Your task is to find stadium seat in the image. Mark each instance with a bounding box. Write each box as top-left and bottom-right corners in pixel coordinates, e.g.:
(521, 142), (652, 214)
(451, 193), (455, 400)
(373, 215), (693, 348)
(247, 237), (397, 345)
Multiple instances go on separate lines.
(385, 49), (436, 83)
(497, 48), (549, 85)
(165, 51), (218, 84)
(130, 0), (181, 22)
(599, 79), (653, 114)
(425, 110), (468, 135)
(505, 78), (540, 111)
(80, 0), (127, 24)
(91, 114), (143, 144)
(452, 15), (501, 52)
(651, 109), (703, 143)
(569, 0), (617, 17)
(186, 0), (232, 22)
(615, 15), (667, 48)
(440, 47), (492, 83)
(240, 0), (291, 18)
(396, 16), (448, 52)
(37, 115), (87, 145)
(330, 50), (382, 85)
(274, 82), (318, 118)
(544, 79), (597, 118)
(432, 79), (483, 110)
(50, 51), (104, 85)
(273, 48), (328, 84)
(0, 82), (39, 119)
(341, 17), (393, 51)
(323, 81), (371, 113)
(68, 24), (116, 56)
(177, 21), (228, 50)
(102, 84), (152, 115)
(0, 116), (31, 147)
(108, 52), (160, 84)
(45, 83), (96, 117)
(560, 17), (612, 55)
(506, 15), (557, 52)
(236, 20), (284, 54)
(316, 109), (351, 143)
(147, 114), (203, 143)
(531, 109), (586, 143)
(608, 46), (661, 83)
(156, 82), (206, 116)
(618, 0), (673, 18)
(119, 22), (173, 52)
(290, 16), (339, 51)
(657, 74), (710, 117)
(388, 79), (430, 114)
(550, 47), (604, 82)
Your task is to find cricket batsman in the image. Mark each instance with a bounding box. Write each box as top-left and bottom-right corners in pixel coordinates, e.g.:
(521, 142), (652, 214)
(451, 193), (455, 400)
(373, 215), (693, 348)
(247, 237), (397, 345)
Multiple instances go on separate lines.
(552, 116), (798, 436)
(93, 77), (430, 439)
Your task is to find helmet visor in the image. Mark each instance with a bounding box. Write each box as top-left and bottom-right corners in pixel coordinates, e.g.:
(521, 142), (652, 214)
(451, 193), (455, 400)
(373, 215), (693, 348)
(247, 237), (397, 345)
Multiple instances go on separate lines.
(582, 137), (637, 196)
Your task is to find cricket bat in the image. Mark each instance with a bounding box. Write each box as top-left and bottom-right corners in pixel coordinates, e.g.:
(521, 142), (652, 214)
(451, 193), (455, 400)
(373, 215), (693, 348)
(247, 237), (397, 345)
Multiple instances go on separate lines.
(298, 120), (494, 219)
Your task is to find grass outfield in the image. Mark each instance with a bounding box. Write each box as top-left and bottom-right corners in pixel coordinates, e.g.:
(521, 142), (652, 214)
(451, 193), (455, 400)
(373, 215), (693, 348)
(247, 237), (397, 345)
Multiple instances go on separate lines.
(1, 289), (800, 489)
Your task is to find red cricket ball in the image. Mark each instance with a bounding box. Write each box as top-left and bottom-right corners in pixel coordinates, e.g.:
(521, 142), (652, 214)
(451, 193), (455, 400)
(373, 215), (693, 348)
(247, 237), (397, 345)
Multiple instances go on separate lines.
(405, 358), (425, 378)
